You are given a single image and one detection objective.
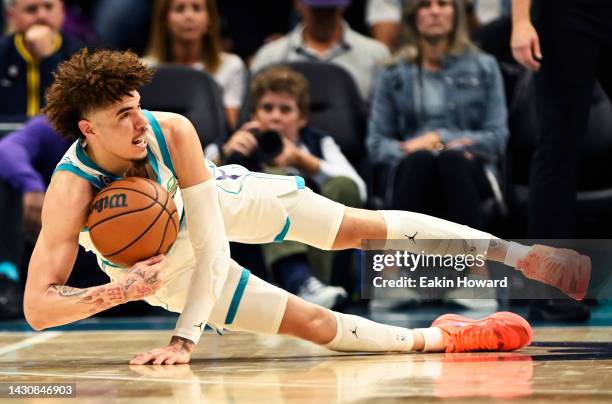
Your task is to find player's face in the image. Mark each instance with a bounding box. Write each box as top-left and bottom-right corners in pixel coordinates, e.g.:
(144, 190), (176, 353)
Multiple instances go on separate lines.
(415, 0), (455, 40)
(8, 0), (64, 33)
(254, 92), (307, 140)
(167, 0), (209, 42)
(79, 91), (150, 165)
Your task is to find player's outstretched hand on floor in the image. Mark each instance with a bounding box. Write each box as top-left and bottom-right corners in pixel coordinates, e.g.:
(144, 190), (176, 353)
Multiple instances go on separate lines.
(130, 336), (194, 365)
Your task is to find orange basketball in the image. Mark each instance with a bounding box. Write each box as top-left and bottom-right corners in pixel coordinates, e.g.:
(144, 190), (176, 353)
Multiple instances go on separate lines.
(86, 177), (179, 267)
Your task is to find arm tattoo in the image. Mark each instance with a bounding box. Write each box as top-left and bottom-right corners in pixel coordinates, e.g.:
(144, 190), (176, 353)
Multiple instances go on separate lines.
(123, 276), (138, 291)
(133, 268), (147, 278)
(50, 285), (88, 297)
(144, 273), (159, 284)
(76, 285), (125, 313)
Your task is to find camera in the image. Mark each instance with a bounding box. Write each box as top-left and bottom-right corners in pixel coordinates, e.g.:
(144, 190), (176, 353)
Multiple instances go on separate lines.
(250, 128), (284, 164)
(224, 128), (284, 169)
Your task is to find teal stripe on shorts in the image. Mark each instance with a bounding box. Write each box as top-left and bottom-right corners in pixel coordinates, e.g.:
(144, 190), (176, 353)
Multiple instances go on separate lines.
(224, 268), (251, 325)
(273, 217), (291, 243)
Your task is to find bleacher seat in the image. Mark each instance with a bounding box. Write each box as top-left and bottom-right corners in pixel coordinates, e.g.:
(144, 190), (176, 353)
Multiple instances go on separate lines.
(139, 64), (228, 149)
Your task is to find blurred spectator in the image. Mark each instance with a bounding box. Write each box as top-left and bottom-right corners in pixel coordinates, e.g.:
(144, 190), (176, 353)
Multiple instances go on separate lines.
(145, 0), (247, 129)
(1, 1), (6, 35)
(0, 116), (70, 317)
(217, 0), (294, 62)
(474, 0), (510, 25)
(0, 0), (82, 122)
(367, 0), (508, 231)
(251, 0), (390, 101)
(222, 66), (366, 308)
(92, 0), (152, 54)
(366, 0), (481, 51)
(61, 0), (97, 45)
(511, 0), (612, 321)
(511, 0), (612, 239)
(366, 0), (402, 50)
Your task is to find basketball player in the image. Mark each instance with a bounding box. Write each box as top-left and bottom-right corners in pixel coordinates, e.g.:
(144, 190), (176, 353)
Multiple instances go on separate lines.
(24, 49), (586, 365)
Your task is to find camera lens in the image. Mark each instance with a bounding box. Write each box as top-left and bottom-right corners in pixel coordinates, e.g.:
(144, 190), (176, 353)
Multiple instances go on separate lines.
(254, 130), (284, 163)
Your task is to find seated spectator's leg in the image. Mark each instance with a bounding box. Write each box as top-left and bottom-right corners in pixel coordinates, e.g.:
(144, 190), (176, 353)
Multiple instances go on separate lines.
(309, 176), (362, 292)
(263, 243), (310, 292)
(390, 150), (440, 214)
(0, 180), (23, 279)
(436, 149), (490, 230)
(0, 180), (24, 318)
(92, 0), (152, 54)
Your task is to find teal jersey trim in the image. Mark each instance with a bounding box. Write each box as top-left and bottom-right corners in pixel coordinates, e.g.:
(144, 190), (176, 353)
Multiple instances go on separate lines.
(224, 268), (251, 325)
(273, 217), (291, 243)
(76, 142), (121, 181)
(54, 163), (106, 189)
(101, 258), (124, 269)
(142, 109), (176, 177)
(147, 147), (163, 186)
(295, 176), (305, 189)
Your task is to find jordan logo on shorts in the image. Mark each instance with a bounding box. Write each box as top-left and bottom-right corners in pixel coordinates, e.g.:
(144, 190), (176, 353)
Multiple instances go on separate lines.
(405, 232), (418, 244)
(350, 326), (358, 339)
(194, 322), (205, 333)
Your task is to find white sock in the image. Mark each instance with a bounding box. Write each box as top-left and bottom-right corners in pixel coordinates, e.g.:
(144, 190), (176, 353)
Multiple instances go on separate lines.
(414, 327), (446, 352)
(379, 210), (495, 256)
(325, 311), (415, 352)
(503, 241), (532, 268)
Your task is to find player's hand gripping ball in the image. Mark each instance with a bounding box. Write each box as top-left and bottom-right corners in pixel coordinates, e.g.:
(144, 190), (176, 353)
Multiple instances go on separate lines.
(87, 177), (179, 267)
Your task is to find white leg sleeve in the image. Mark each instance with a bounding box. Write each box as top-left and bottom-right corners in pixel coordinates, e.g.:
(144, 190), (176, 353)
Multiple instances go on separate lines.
(379, 210), (497, 257)
(325, 311), (415, 352)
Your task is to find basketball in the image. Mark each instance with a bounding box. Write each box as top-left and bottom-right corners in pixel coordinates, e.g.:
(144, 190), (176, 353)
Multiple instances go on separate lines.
(86, 177), (180, 267)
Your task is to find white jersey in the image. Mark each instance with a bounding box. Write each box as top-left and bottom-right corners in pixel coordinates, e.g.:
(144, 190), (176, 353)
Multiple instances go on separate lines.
(54, 110), (302, 316)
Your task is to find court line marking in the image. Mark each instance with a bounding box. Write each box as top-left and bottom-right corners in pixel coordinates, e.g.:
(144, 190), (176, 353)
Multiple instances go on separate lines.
(0, 332), (63, 356)
(0, 371), (336, 389)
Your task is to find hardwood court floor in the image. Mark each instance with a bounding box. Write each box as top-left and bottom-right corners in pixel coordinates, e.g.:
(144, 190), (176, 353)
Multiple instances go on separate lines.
(0, 327), (610, 403)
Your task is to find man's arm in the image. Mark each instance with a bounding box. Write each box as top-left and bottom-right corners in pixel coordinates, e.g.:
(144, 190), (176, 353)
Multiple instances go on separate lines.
(0, 116), (68, 238)
(129, 112), (231, 365)
(511, 0), (542, 71)
(24, 171), (165, 330)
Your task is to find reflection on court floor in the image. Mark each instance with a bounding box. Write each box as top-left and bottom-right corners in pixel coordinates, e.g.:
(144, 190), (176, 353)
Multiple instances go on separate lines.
(0, 327), (610, 402)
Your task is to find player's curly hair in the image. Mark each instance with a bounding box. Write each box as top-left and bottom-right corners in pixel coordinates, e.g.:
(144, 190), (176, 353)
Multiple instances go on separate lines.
(43, 48), (154, 141)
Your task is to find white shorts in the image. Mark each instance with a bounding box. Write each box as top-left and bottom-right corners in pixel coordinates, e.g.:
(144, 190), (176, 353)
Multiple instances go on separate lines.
(207, 259), (289, 334)
(214, 163), (345, 250)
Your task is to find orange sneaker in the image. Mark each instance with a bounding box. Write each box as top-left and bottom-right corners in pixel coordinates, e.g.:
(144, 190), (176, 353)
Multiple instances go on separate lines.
(432, 312), (532, 353)
(516, 245), (591, 300)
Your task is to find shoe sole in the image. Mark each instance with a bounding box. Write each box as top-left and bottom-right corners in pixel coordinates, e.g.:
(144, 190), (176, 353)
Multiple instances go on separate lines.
(433, 311), (533, 347)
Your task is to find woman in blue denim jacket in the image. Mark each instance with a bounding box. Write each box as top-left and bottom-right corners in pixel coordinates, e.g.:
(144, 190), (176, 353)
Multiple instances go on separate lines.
(367, 0), (508, 230)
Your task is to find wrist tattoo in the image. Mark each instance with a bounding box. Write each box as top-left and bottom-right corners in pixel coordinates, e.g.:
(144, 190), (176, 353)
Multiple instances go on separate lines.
(170, 335), (195, 347)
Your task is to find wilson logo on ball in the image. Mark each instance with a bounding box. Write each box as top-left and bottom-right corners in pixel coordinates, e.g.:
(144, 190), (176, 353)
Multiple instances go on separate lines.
(92, 194), (128, 213)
